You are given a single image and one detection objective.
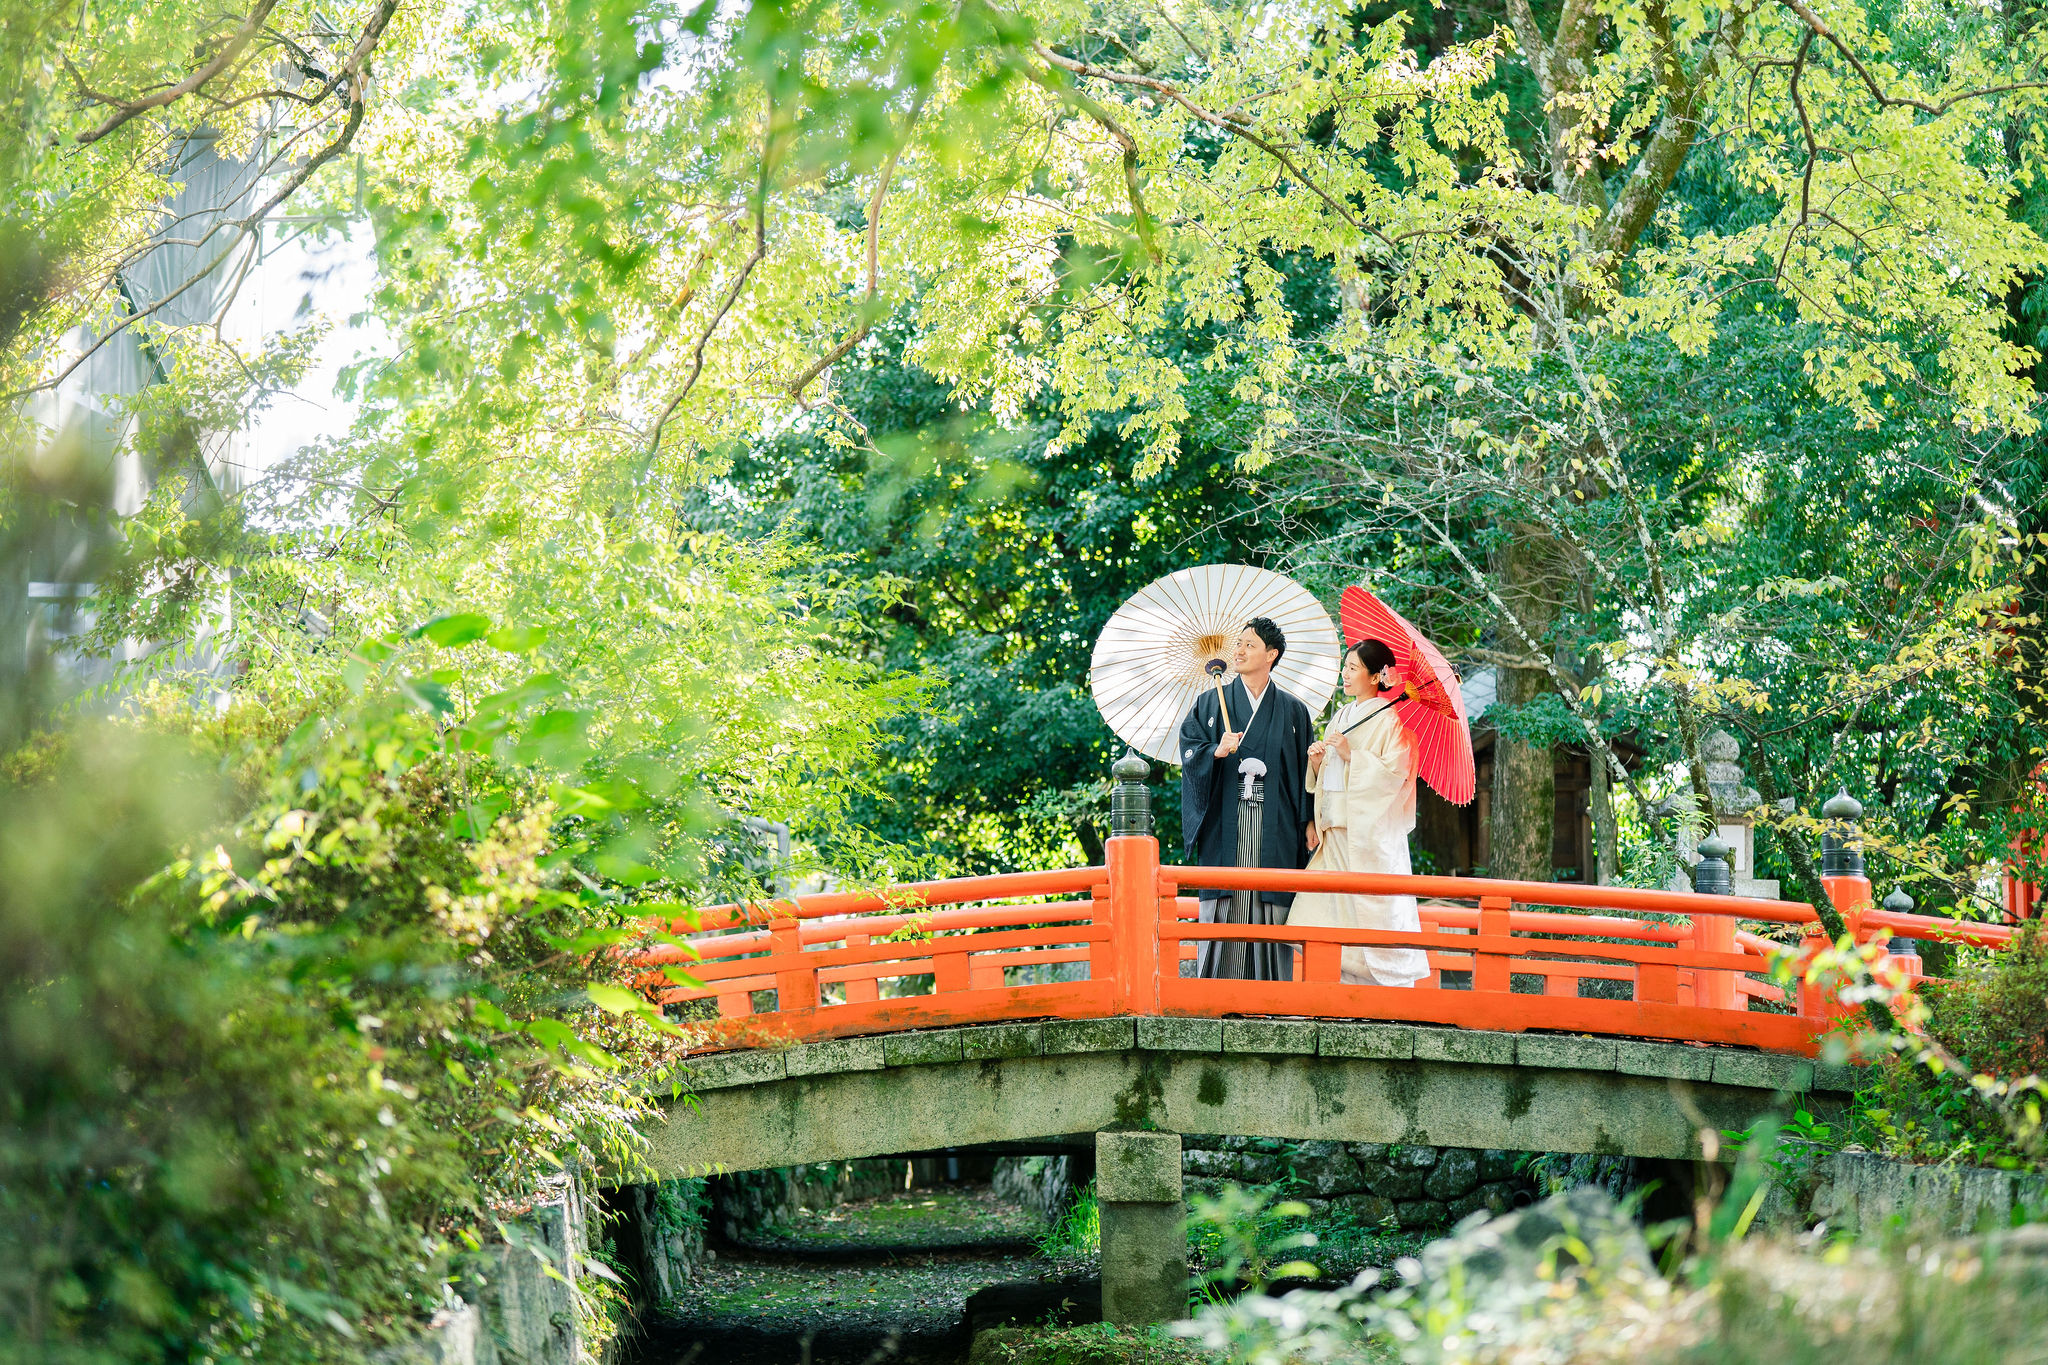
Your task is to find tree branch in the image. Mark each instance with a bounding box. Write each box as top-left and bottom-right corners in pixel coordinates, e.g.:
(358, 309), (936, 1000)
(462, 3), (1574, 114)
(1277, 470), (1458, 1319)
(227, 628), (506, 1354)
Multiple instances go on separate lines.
(236, 0), (397, 228)
(1021, 57), (1165, 263)
(7, 0), (396, 404)
(1501, 0), (1555, 102)
(1775, 29), (1820, 283)
(1598, 3), (1748, 257)
(1025, 41), (1400, 253)
(75, 0), (283, 145)
(648, 110), (781, 457)
(785, 87), (930, 402)
(1776, 0), (2048, 116)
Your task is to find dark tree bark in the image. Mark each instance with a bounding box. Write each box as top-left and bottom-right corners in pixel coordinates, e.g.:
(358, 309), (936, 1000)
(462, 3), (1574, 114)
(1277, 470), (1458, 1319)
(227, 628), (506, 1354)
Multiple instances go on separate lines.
(1488, 530), (1565, 880)
(1491, 666), (1557, 880)
(1590, 753), (1619, 884)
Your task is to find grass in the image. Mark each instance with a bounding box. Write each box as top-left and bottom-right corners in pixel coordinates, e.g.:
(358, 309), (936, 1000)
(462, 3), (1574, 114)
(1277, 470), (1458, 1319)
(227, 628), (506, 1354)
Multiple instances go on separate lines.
(1038, 1185), (1102, 1258)
(967, 1324), (1216, 1365)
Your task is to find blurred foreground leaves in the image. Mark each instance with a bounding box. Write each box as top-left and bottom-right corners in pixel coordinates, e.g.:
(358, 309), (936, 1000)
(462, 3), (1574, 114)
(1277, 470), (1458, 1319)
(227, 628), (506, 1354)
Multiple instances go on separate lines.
(1, 728), (452, 1360)
(0, 603), (751, 1359)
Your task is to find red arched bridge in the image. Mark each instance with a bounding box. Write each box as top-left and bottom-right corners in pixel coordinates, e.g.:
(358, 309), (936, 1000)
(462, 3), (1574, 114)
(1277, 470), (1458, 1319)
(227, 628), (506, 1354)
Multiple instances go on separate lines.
(625, 774), (2013, 1173)
(635, 815), (2003, 1058)
(622, 776), (2015, 1324)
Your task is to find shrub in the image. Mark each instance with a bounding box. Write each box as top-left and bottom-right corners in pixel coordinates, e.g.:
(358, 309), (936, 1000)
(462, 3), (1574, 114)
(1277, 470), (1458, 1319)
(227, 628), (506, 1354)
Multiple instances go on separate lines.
(0, 686), (685, 1361)
(0, 732), (455, 1363)
(1926, 922), (2048, 1079)
(1855, 922), (2048, 1169)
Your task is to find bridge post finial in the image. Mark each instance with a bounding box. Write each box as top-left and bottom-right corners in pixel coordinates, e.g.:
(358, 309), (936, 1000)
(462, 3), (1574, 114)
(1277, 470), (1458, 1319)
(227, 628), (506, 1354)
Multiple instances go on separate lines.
(1820, 787), (1865, 878)
(1692, 832), (1733, 896)
(1689, 831), (1738, 1009)
(1111, 751), (1153, 837)
(1882, 887), (1920, 963)
(1801, 787), (1874, 1026)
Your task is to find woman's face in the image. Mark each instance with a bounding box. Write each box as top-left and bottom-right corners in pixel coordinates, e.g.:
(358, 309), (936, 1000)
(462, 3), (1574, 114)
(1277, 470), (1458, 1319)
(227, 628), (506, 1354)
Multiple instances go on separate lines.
(1340, 653), (1366, 697)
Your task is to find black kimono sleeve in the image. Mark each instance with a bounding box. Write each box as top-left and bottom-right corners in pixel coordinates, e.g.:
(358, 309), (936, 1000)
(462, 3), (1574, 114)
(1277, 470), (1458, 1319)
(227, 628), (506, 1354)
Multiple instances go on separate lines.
(1177, 692), (1224, 863)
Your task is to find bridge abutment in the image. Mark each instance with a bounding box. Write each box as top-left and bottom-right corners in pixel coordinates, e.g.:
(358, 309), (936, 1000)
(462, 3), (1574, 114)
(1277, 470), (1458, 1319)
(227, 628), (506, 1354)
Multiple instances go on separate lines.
(1096, 1130), (1186, 1325)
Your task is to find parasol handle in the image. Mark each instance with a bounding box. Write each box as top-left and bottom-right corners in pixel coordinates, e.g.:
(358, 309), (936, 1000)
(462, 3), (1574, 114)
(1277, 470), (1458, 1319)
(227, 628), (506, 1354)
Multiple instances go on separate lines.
(1204, 660), (1234, 733)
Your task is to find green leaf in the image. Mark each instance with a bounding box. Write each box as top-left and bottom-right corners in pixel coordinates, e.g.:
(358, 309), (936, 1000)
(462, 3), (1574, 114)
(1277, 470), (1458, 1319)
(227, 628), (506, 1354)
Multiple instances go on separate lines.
(487, 625), (549, 653)
(585, 983), (646, 1015)
(416, 613), (493, 647)
(399, 677), (455, 714)
(522, 1017), (580, 1050)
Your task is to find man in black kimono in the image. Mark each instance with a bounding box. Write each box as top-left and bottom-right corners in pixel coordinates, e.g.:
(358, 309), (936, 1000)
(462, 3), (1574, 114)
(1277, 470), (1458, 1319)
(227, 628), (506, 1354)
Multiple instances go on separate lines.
(1177, 617), (1314, 979)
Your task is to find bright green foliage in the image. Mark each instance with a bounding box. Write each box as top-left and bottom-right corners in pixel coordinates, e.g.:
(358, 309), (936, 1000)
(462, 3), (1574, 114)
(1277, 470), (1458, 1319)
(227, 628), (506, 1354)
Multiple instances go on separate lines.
(1268, 302), (2048, 897)
(1187, 1187), (2048, 1363)
(1928, 927), (2048, 1082)
(1855, 924), (2048, 1167)
(9, 0), (2048, 892)
(1185, 1185), (1320, 1297)
(0, 622), (740, 1360)
(8, 0), (2048, 1352)
(1037, 1182), (1102, 1258)
(2, 732), (466, 1362)
(705, 335), (1336, 868)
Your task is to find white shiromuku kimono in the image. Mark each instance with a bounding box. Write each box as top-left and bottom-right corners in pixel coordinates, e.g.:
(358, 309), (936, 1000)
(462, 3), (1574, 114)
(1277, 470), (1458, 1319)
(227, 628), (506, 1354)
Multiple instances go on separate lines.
(1288, 696), (1432, 987)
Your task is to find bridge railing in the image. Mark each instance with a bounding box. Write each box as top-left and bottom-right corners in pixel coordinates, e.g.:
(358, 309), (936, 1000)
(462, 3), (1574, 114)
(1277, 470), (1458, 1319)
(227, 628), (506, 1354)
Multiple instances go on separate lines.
(632, 768), (2010, 1054)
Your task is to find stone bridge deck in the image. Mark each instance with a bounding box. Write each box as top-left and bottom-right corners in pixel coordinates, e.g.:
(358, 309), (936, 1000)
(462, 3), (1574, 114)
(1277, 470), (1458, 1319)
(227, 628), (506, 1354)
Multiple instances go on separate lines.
(649, 1016), (1859, 1178)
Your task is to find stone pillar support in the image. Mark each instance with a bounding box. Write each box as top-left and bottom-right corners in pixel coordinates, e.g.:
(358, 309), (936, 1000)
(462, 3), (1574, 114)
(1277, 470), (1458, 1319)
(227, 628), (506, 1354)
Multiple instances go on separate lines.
(1096, 1130), (1185, 1326)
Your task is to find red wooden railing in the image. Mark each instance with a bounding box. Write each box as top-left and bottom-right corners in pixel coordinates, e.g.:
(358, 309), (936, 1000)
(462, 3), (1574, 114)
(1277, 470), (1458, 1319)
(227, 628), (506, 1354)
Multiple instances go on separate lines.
(632, 833), (2011, 1057)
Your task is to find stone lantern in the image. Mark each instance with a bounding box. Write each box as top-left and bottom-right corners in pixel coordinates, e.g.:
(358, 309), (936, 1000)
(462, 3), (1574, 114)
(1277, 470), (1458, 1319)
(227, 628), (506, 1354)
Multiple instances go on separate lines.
(1666, 730), (1780, 898)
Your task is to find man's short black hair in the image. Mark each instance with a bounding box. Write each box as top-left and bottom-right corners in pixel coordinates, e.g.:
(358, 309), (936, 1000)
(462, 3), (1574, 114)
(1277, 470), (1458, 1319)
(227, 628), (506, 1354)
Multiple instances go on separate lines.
(1244, 616), (1286, 665)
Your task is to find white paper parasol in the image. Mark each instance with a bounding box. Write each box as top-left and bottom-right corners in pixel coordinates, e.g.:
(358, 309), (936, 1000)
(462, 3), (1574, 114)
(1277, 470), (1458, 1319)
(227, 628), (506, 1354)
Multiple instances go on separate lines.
(1090, 564), (1342, 765)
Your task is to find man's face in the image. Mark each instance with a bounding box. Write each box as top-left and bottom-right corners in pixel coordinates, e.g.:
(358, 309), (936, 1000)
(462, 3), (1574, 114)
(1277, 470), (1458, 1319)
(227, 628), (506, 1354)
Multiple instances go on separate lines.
(1233, 627), (1279, 677)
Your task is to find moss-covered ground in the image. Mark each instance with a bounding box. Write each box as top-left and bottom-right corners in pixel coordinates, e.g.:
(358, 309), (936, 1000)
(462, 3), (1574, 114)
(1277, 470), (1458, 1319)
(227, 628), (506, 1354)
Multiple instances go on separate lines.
(965, 1324), (1213, 1365)
(671, 1247), (1045, 1361)
(642, 1179), (1431, 1364)
(643, 1183), (1055, 1364)
(748, 1184), (1046, 1252)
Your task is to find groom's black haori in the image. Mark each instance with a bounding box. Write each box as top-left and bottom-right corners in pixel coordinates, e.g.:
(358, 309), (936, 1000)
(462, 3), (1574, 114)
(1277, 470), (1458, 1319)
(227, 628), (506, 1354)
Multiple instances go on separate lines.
(1177, 621), (1313, 981)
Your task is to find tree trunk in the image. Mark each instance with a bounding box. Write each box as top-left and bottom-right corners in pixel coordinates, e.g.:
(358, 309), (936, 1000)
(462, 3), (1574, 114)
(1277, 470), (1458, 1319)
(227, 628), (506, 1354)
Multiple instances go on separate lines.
(1490, 665), (1556, 881)
(1488, 530), (1565, 882)
(1590, 750), (1618, 884)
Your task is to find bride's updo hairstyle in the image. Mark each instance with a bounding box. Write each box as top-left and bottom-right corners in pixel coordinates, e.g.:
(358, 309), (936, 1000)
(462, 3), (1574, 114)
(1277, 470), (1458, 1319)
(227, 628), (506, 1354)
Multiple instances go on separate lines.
(1350, 639), (1398, 689)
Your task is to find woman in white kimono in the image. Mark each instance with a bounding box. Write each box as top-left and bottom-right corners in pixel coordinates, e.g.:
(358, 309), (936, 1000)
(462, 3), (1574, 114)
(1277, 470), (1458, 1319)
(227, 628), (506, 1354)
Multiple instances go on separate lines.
(1290, 639), (1432, 986)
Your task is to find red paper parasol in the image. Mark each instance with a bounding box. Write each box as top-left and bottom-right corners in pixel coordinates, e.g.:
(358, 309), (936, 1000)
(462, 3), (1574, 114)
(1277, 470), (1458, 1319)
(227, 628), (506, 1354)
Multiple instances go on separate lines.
(1339, 585), (1476, 806)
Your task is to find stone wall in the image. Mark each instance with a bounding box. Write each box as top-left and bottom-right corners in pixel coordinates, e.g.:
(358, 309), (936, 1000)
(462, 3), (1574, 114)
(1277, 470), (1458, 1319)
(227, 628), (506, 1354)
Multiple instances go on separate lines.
(379, 1178), (594, 1365)
(603, 1180), (706, 1308)
(1781, 1150), (2048, 1234)
(709, 1158), (908, 1240)
(1183, 1135), (1535, 1229)
(994, 1154), (1082, 1221)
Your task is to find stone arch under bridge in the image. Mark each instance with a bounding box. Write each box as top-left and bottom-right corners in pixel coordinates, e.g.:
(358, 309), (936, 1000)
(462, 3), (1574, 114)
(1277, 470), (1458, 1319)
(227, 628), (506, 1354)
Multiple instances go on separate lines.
(640, 1016), (1855, 1325)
